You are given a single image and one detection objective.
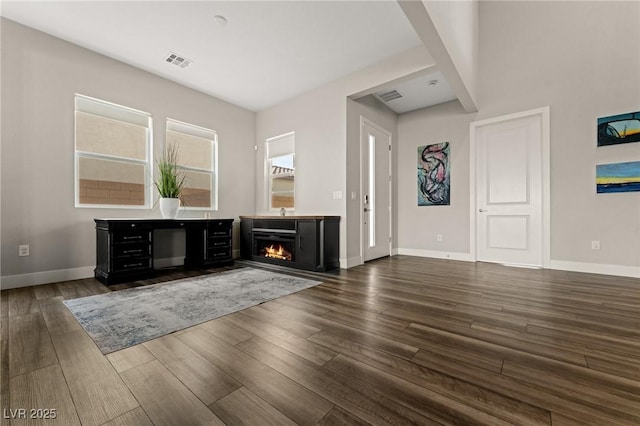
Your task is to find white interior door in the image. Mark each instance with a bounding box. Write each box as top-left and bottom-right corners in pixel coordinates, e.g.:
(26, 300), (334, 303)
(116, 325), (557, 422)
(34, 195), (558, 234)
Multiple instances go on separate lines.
(362, 119), (391, 262)
(475, 114), (543, 266)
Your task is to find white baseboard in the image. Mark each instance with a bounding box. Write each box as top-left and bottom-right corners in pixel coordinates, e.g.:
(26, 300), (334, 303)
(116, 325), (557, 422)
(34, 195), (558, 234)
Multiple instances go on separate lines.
(397, 250), (639, 278)
(391, 248), (399, 256)
(396, 248), (474, 262)
(2, 250), (244, 290)
(3, 256), (636, 290)
(340, 256), (363, 269)
(549, 260), (640, 278)
(1, 266), (95, 290)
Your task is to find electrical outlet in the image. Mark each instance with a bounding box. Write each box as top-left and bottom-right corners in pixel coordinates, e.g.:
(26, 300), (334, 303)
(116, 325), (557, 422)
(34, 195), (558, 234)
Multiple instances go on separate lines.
(19, 245), (29, 257)
(351, 191), (358, 201)
(591, 240), (600, 250)
(437, 234), (443, 242)
(332, 191), (342, 200)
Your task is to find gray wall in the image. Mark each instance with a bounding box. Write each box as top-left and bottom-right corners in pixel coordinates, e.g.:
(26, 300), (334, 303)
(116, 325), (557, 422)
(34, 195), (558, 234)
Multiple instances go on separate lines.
(397, 100), (474, 256)
(1, 19), (256, 282)
(396, 1), (640, 270)
(255, 46), (433, 267)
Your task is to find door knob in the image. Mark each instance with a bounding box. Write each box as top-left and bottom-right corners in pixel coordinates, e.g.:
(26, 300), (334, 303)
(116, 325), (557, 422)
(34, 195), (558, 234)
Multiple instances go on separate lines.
(478, 209), (488, 212)
(364, 208), (371, 212)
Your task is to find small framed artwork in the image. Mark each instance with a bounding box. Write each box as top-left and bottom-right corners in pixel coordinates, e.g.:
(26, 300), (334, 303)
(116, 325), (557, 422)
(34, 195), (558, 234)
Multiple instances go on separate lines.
(597, 111), (640, 146)
(596, 161), (640, 193)
(417, 142), (450, 206)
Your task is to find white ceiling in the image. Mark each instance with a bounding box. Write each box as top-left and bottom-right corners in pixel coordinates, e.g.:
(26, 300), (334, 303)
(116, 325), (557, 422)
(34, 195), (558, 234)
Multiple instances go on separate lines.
(1, 1), (456, 113)
(373, 70), (456, 114)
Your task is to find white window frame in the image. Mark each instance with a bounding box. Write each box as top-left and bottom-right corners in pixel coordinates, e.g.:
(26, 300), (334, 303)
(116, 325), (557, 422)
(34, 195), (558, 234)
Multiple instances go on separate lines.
(166, 118), (218, 211)
(266, 131), (295, 212)
(74, 94), (153, 209)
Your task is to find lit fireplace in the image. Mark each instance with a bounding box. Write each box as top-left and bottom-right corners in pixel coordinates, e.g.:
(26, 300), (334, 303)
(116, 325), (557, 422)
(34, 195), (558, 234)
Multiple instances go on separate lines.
(264, 244), (293, 261)
(255, 235), (295, 263)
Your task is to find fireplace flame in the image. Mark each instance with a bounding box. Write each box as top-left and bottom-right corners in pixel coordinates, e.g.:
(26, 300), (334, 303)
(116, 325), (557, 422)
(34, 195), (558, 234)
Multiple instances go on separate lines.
(264, 244), (292, 261)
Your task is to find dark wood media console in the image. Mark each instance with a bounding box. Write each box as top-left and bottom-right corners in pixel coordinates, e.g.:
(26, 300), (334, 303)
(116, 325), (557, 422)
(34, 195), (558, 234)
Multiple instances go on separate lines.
(240, 215), (340, 272)
(94, 218), (234, 284)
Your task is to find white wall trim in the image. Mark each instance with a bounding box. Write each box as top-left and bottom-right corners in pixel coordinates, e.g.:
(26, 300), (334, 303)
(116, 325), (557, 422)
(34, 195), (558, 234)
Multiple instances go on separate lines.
(1, 266), (95, 290)
(391, 248), (399, 256)
(396, 248), (474, 262)
(2, 256), (637, 290)
(395, 251), (639, 278)
(2, 249), (244, 290)
(340, 256), (363, 269)
(469, 106), (551, 267)
(549, 260), (640, 279)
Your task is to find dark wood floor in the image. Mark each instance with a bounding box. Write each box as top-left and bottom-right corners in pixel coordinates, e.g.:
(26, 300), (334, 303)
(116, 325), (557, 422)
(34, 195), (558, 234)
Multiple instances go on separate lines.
(1, 256), (639, 425)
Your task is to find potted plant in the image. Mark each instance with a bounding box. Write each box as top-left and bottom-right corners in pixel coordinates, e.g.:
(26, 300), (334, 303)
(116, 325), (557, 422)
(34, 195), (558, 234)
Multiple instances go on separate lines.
(155, 144), (185, 218)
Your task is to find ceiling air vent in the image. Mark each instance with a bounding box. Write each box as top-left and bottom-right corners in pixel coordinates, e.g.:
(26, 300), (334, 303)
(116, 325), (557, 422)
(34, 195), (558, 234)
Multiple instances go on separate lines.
(378, 90), (403, 102)
(165, 52), (192, 69)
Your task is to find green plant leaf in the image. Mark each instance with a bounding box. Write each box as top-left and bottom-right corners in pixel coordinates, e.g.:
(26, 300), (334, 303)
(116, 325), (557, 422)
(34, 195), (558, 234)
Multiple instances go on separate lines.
(154, 144), (185, 198)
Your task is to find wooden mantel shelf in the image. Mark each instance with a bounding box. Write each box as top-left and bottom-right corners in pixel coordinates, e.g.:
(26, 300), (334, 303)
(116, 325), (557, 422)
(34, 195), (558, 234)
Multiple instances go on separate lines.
(239, 215), (340, 220)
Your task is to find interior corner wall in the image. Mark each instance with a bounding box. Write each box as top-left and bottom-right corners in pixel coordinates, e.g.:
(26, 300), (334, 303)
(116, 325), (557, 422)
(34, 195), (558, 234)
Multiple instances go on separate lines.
(346, 96), (398, 265)
(255, 45), (434, 268)
(397, 100), (475, 258)
(0, 18), (256, 286)
(397, 1), (640, 273)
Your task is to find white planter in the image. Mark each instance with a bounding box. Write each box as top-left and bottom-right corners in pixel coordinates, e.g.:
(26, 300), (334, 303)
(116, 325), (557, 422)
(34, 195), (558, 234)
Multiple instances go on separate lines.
(159, 197), (180, 219)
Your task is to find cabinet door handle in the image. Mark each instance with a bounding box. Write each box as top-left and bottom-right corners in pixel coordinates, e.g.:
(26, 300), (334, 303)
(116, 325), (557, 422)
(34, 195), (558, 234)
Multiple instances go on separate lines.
(123, 249), (142, 254)
(123, 235), (142, 240)
(124, 262), (142, 268)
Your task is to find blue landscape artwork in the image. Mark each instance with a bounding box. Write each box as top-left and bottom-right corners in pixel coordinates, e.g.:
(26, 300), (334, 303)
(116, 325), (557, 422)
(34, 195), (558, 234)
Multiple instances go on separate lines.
(596, 161), (640, 193)
(597, 111), (640, 146)
(418, 142), (450, 206)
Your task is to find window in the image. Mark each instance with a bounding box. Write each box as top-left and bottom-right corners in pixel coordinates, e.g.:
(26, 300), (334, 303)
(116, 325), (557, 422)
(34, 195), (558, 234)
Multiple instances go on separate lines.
(266, 132), (295, 210)
(166, 119), (217, 210)
(75, 95), (152, 208)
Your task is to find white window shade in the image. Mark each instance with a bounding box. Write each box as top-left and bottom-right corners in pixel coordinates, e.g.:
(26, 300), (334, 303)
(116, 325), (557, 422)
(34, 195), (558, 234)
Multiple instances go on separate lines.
(167, 130), (213, 170)
(74, 94), (151, 208)
(76, 111), (148, 160)
(165, 118), (217, 210)
(267, 132), (295, 159)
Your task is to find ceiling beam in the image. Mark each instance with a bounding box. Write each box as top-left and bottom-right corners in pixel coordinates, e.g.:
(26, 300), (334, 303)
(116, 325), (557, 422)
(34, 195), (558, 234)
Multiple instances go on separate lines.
(398, 0), (478, 112)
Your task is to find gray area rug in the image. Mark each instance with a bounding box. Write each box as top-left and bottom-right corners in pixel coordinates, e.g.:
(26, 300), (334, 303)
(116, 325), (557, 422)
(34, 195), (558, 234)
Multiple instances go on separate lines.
(63, 268), (321, 354)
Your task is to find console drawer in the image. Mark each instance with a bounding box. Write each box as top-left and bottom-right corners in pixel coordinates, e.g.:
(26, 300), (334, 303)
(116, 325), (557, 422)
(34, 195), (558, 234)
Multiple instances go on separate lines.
(208, 237), (230, 248)
(113, 241), (151, 259)
(114, 257), (151, 271)
(208, 220), (232, 236)
(113, 230), (151, 244)
(207, 247), (231, 260)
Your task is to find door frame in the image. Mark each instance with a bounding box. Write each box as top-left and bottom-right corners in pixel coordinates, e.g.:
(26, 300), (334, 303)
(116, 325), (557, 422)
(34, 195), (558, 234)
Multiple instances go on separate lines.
(469, 106), (551, 268)
(360, 116), (393, 263)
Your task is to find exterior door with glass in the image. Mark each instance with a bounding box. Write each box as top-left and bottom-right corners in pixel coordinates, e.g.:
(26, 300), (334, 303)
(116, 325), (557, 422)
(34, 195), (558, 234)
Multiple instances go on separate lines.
(361, 119), (391, 262)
